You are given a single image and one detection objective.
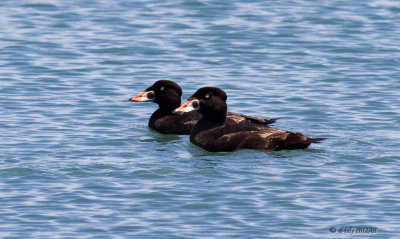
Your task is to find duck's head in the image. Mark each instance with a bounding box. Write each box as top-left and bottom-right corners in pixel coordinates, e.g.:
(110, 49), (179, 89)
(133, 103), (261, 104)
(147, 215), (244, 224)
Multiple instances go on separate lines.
(129, 80), (183, 112)
(174, 87), (227, 122)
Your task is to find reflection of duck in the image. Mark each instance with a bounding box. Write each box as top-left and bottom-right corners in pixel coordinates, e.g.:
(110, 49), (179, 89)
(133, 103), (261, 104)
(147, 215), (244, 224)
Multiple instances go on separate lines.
(175, 87), (325, 152)
(130, 80), (277, 134)
(139, 131), (181, 144)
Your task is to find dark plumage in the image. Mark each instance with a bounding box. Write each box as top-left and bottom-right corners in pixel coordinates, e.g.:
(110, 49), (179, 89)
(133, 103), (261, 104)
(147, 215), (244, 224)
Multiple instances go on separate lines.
(174, 87), (325, 152)
(129, 80), (277, 135)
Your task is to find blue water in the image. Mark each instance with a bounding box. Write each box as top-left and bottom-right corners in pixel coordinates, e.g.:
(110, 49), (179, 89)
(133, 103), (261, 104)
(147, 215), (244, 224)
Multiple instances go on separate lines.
(1, 0), (399, 238)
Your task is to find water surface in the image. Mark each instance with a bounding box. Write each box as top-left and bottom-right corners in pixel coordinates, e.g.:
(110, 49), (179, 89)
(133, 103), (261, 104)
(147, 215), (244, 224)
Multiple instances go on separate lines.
(0, 0), (399, 238)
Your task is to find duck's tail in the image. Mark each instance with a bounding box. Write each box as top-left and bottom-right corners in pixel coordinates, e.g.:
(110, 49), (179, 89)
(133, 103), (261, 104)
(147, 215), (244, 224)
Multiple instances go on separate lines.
(283, 133), (325, 150)
(308, 137), (326, 143)
(264, 118), (280, 126)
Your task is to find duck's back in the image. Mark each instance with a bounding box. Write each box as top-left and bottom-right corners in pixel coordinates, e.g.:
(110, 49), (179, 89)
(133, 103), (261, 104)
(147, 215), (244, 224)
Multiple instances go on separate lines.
(149, 110), (276, 135)
(226, 112), (277, 127)
(191, 124), (323, 152)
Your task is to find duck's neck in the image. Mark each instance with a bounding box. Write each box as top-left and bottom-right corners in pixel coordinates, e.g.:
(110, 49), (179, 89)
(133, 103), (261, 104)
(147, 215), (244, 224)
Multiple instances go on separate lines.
(191, 108), (227, 138)
(149, 98), (181, 126)
(158, 98), (181, 115)
(158, 98), (181, 114)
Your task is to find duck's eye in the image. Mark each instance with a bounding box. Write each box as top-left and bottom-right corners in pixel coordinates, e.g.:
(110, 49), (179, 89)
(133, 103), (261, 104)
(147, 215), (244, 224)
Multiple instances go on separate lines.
(192, 100), (199, 109)
(160, 86), (164, 91)
(147, 92), (154, 99)
(205, 93), (210, 99)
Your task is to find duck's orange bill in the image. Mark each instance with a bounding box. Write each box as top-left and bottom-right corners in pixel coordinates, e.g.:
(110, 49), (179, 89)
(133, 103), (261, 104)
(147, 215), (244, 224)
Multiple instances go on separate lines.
(129, 91), (151, 102)
(174, 100), (193, 113)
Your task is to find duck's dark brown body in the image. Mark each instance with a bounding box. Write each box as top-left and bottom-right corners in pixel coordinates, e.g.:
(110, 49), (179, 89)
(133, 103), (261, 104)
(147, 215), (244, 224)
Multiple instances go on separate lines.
(175, 87), (324, 152)
(148, 109), (199, 134)
(191, 123), (323, 152)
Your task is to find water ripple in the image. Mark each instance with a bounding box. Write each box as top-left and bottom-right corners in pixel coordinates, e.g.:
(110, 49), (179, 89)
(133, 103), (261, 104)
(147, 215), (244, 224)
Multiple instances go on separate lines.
(0, 0), (399, 238)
